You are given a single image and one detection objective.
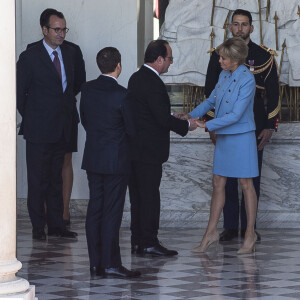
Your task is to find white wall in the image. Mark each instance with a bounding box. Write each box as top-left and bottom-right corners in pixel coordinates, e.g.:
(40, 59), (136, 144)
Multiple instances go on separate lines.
(16, 0), (138, 199)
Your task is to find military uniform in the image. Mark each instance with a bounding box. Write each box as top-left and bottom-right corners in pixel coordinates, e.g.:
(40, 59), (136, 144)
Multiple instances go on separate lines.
(204, 39), (279, 233)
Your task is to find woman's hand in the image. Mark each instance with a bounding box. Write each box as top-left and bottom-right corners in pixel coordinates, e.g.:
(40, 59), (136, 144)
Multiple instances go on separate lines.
(196, 120), (206, 128)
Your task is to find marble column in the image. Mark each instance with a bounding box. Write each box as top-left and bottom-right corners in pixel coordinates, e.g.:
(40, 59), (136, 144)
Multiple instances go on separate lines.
(137, 0), (154, 67)
(0, 1), (36, 299)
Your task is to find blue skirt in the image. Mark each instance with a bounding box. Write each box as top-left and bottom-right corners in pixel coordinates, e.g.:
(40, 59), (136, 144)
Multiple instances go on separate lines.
(213, 131), (258, 178)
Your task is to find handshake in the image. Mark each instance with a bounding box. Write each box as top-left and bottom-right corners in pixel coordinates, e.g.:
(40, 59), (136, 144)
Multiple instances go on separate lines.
(173, 112), (206, 131)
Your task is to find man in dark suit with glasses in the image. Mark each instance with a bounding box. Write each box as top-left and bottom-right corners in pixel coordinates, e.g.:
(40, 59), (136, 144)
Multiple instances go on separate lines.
(17, 8), (79, 240)
(26, 8), (86, 228)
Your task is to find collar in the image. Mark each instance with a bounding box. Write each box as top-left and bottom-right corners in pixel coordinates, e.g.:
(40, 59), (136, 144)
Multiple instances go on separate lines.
(247, 40), (254, 49)
(43, 39), (62, 57)
(144, 64), (159, 76)
(101, 74), (118, 82)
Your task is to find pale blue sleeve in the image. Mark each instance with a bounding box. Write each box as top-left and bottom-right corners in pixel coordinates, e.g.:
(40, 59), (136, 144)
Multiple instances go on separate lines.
(189, 88), (216, 118)
(206, 76), (255, 131)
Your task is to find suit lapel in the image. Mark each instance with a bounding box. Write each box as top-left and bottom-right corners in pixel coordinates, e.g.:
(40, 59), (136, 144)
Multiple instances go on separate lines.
(38, 42), (64, 90)
(61, 44), (72, 91)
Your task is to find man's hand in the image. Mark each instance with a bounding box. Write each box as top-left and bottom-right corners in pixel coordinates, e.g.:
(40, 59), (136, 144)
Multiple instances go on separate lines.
(188, 118), (199, 131)
(180, 114), (192, 120)
(257, 129), (273, 151)
(173, 112), (185, 119)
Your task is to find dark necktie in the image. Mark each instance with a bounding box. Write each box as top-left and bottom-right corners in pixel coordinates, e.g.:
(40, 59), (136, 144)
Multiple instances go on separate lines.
(52, 50), (62, 81)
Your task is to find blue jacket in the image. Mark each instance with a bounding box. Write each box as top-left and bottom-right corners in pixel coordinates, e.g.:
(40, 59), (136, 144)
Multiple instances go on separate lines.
(190, 64), (256, 134)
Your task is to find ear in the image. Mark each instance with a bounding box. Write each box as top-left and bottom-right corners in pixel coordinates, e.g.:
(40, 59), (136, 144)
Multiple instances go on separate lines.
(229, 24), (233, 33)
(250, 24), (254, 34)
(156, 56), (164, 65)
(117, 62), (122, 72)
(116, 62), (122, 77)
(42, 26), (48, 36)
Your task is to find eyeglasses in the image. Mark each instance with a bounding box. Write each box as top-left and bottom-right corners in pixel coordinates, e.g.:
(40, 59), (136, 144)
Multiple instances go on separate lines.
(166, 56), (173, 62)
(47, 27), (69, 34)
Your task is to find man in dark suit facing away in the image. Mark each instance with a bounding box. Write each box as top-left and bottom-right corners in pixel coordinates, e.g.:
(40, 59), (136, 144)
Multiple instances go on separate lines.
(128, 40), (198, 257)
(27, 8), (86, 226)
(80, 47), (140, 278)
(17, 9), (77, 240)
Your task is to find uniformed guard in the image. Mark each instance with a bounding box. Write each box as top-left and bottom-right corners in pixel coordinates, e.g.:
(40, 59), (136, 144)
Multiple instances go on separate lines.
(204, 9), (280, 242)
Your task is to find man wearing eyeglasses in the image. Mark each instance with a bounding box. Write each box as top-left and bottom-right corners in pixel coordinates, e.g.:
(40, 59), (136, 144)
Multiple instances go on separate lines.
(17, 8), (79, 240)
(26, 8), (86, 229)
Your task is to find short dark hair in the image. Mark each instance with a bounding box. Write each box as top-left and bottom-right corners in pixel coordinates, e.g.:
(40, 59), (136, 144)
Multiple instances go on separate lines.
(40, 8), (65, 28)
(96, 47), (121, 74)
(231, 9), (252, 25)
(144, 40), (169, 63)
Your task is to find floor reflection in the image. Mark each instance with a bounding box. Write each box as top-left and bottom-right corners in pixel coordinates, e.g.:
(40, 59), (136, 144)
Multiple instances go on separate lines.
(16, 218), (300, 300)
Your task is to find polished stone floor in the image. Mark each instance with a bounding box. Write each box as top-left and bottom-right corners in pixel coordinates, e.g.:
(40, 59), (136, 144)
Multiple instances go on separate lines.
(17, 218), (300, 300)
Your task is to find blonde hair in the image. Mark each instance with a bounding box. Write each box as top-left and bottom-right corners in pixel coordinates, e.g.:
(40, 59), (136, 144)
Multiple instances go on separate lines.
(216, 37), (248, 65)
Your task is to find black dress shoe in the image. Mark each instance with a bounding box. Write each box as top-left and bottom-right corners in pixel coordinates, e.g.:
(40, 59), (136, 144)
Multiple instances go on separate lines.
(90, 266), (102, 278)
(131, 245), (140, 254)
(140, 243), (178, 256)
(48, 227), (78, 238)
(32, 228), (46, 240)
(219, 229), (238, 241)
(101, 266), (141, 278)
(240, 229), (261, 242)
(63, 219), (71, 226)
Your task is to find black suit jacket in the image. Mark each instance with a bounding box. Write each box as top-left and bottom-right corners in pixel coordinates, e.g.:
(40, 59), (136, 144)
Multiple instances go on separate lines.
(17, 41), (77, 143)
(128, 66), (189, 164)
(80, 75), (136, 174)
(26, 40), (86, 125)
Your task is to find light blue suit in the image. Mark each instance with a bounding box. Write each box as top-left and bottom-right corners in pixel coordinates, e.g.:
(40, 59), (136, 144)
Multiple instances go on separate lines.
(190, 64), (258, 178)
(190, 64), (256, 134)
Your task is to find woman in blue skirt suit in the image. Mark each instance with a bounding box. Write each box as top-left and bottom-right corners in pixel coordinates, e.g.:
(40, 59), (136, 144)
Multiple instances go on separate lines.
(188, 37), (258, 254)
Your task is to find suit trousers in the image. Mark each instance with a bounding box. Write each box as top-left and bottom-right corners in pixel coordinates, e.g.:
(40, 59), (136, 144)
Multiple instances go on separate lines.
(26, 138), (66, 231)
(85, 171), (128, 269)
(129, 161), (162, 248)
(223, 149), (264, 230)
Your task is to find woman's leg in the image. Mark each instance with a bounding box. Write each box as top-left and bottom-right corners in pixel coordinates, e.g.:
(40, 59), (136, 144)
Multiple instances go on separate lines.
(192, 174), (227, 252)
(238, 178), (257, 251)
(205, 174), (227, 234)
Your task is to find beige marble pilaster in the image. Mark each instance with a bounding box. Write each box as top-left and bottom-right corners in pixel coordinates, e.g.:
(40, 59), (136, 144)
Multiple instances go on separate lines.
(0, 0), (36, 299)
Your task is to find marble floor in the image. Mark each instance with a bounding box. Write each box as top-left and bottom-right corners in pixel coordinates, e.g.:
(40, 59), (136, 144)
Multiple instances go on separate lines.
(17, 218), (300, 300)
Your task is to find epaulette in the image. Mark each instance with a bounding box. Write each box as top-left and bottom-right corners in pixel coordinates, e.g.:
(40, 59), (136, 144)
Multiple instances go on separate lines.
(260, 44), (278, 56)
(207, 47), (216, 54)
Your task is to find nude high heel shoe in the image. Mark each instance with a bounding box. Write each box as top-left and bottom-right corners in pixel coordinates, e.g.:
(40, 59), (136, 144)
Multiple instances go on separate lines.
(237, 234), (257, 255)
(192, 232), (219, 253)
